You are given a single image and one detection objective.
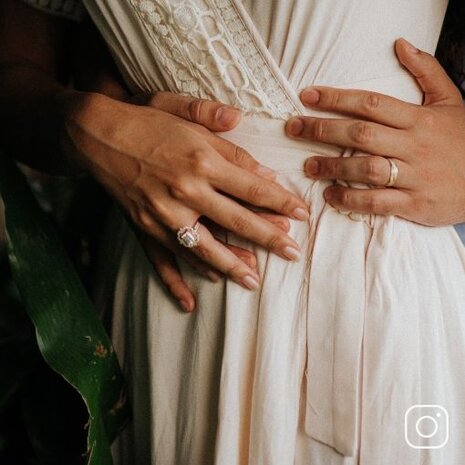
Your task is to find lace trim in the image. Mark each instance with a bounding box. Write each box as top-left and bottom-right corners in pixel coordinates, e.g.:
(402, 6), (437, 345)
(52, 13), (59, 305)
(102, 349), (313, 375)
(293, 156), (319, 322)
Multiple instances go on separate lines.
(130, 0), (300, 119)
(20, 0), (87, 21)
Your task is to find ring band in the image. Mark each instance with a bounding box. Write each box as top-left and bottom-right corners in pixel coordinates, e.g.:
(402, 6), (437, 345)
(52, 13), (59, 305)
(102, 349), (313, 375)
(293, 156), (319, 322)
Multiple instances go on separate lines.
(386, 158), (399, 187)
(177, 222), (200, 248)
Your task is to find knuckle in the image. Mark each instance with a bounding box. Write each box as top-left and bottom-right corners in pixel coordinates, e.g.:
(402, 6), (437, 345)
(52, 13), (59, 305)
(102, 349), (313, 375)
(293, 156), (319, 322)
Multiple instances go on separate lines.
(326, 90), (342, 109)
(188, 98), (205, 123)
(246, 182), (267, 203)
(168, 181), (198, 202)
(366, 195), (382, 213)
(146, 195), (169, 219)
(311, 119), (329, 141)
(232, 145), (252, 166)
(265, 233), (284, 251)
(350, 122), (374, 145)
(230, 214), (252, 234)
(190, 150), (213, 176)
(361, 93), (381, 112)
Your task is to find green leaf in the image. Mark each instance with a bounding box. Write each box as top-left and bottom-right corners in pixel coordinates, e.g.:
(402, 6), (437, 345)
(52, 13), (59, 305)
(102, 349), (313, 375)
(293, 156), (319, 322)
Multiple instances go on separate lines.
(0, 155), (129, 465)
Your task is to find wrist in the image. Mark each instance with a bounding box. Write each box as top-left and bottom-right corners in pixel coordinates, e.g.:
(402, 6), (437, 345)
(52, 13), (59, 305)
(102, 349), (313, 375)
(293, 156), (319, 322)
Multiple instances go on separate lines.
(55, 89), (116, 174)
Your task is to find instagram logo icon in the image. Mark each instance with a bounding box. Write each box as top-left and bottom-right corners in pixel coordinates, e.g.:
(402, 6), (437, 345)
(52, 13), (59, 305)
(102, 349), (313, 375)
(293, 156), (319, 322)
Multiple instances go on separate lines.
(405, 405), (449, 450)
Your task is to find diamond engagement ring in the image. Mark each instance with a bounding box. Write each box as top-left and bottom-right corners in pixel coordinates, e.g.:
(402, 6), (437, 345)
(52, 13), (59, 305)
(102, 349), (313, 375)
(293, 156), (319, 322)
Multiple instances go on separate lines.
(386, 158), (399, 187)
(177, 222), (201, 248)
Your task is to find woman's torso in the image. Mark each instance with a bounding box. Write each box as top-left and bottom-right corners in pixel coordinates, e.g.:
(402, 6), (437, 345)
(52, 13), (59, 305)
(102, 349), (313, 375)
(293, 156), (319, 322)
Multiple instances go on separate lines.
(83, 0), (448, 112)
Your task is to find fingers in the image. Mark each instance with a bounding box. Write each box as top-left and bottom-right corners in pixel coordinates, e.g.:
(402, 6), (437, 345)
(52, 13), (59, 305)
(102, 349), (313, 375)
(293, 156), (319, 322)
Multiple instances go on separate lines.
(324, 185), (411, 216)
(200, 190), (303, 262)
(142, 210), (263, 290)
(286, 116), (413, 158)
(304, 155), (411, 188)
(395, 38), (463, 106)
(213, 158), (309, 220)
(146, 91), (242, 131)
(299, 86), (419, 129)
(142, 239), (196, 312)
(188, 222), (261, 290)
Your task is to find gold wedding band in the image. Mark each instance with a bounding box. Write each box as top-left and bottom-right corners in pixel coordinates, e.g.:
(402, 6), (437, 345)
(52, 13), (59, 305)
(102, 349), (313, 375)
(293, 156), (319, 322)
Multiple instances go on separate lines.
(386, 158), (399, 187)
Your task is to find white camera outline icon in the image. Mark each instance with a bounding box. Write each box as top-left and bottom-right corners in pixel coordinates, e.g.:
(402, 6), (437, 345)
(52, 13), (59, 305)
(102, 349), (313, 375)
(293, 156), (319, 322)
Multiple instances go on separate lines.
(404, 405), (449, 450)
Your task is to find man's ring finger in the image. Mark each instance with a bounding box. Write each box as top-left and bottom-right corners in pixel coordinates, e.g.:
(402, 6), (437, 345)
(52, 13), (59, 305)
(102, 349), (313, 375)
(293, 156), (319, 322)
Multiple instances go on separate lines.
(386, 158), (399, 187)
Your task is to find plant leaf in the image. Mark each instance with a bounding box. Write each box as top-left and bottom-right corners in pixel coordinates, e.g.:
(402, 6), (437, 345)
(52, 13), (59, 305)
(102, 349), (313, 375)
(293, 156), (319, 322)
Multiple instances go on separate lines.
(0, 154), (129, 465)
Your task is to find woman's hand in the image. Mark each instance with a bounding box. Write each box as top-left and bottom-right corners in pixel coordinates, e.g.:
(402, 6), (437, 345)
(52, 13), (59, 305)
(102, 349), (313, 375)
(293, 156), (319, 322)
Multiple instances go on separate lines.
(60, 90), (308, 309)
(286, 38), (465, 226)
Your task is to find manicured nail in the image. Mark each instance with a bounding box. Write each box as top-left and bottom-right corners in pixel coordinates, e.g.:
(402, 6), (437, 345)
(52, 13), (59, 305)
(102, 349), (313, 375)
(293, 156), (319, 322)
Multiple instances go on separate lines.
(283, 246), (301, 262)
(207, 270), (222, 283)
(216, 107), (241, 127)
(180, 300), (195, 312)
(301, 88), (320, 105)
(293, 207), (310, 220)
(256, 164), (277, 178)
(242, 275), (260, 290)
(287, 117), (304, 137)
(403, 39), (419, 54)
(305, 159), (320, 176)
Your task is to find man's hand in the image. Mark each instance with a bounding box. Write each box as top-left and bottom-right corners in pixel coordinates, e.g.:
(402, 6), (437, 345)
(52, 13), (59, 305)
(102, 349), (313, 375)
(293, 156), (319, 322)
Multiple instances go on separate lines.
(286, 38), (465, 226)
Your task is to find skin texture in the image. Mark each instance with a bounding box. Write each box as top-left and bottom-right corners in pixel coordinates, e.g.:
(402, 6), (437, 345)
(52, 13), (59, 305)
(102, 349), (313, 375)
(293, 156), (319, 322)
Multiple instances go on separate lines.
(286, 39), (465, 227)
(0, 0), (309, 313)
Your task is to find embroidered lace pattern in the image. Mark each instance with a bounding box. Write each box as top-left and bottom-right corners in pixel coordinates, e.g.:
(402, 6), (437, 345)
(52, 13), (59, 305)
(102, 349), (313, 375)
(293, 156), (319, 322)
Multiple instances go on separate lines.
(20, 0), (87, 21)
(130, 0), (301, 119)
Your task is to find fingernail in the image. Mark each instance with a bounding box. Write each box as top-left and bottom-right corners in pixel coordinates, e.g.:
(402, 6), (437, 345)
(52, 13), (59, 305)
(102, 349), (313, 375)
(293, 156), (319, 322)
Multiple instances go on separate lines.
(242, 275), (260, 290)
(403, 39), (419, 54)
(207, 270), (222, 283)
(305, 159), (320, 176)
(215, 107), (241, 127)
(180, 300), (195, 312)
(287, 117), (304, 137)
(292, 207), (310, 220)
(301, 88), (320, 105)
(256, 165), (277, 178)
(284, 246), (301, 262)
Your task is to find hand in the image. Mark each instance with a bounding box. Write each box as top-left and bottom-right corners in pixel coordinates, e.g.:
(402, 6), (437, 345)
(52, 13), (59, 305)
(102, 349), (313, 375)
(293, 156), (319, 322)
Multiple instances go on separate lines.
(60, 90), (309, 311)
(286, 38), (465, 226)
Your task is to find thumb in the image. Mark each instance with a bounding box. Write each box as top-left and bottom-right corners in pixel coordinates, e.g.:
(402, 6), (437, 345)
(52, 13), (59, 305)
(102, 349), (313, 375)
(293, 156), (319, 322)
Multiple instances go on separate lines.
(132, 91), (242, 131)
(395, 38), (463, 106)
